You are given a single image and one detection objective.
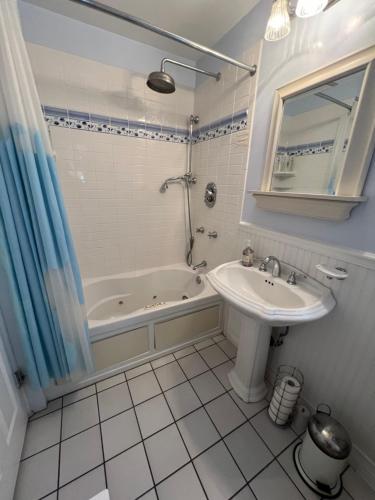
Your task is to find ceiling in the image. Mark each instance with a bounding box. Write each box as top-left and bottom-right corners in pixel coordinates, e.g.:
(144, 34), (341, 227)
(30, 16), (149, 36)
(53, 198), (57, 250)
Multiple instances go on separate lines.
(24, 0), (260, 60)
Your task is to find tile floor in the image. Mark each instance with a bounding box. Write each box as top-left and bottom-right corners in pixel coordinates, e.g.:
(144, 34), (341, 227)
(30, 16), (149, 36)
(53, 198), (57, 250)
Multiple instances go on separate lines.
(15, 335), (372, 500)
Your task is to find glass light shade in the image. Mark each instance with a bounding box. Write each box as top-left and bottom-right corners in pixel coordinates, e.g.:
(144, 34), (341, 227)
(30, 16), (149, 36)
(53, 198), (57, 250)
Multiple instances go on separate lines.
(264, 0), (291, 42)
(296, 0), (329, 18)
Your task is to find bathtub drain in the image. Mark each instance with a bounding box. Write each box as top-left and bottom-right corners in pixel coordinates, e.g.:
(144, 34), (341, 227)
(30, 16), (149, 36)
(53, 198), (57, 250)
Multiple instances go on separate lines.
(182, 295), (189, 300)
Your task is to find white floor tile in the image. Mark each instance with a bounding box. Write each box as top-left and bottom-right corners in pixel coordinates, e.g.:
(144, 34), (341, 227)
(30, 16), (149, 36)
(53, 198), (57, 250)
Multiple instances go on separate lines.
(140, 489), (157, 499)
(195, 338), (215, 350)
(135, 394), (173, 438)
(178, 352), (209, 379)
(251, 409), (297, 455)
(250, 460), (303, 500)
(44, 494), (57, 500)
(62, 395), (99, 439)
(225, 422), (273, 480)
(194, 441), (245, 500)
(157, 463), (206, 500)
(177, 408), (220, 458)
(59, 426), (103, 486)
(232, 486), (257, 499)
(14, 445), (59, 500)
(59, 466), (106, 500)
(97, 382), (132, 421)
(63, 385), (96, 406)
(128, 371), (161, 405)
(343, 467), (375, 500)
(164, 382), (201, 419)
(101, 408), (141, 460)
(126, 362), (152, 380)
(229, 390), (268, 419)
(213, 334), (225, 343)
(22, 410), (61, 459)
(190, 371), (225, 404)
(206, 394), (246, 436)
(173, 345), (195, 359)
(29, 398), (62, 421)
(213, 360), (234, 390)
(217, 339), (237, 358)
(144, 424), (190, 483)
(151, 354), (175, 369)
(155, 361), (187, 391)
(199, 344), (229, 368)
(106, 443), (153, 500)
(96, 373), (126, 392)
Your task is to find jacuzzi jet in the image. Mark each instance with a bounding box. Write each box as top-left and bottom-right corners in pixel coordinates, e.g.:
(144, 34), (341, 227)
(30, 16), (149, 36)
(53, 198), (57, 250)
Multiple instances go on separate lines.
(153, 295), (157, 299)
(118, 300), (124, 305)
(182, 295), (189, 300)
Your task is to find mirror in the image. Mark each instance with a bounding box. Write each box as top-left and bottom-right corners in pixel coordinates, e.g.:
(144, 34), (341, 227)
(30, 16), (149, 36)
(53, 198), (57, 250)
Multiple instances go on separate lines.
(271, 68), (366, 195)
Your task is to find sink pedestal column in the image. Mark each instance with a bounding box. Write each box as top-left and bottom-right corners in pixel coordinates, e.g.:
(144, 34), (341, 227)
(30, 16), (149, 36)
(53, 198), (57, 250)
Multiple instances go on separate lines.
(228, 312), (271, 403)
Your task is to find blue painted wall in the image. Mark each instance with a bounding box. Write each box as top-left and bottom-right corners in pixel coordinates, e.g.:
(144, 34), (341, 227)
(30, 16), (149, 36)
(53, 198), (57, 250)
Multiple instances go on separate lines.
(18, 1), (196, 88)
(199, 0), (375, 252)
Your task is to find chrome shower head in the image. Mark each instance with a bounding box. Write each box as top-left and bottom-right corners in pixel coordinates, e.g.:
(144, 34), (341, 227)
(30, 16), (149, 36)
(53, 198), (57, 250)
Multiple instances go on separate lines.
(147, 71), (176, 94)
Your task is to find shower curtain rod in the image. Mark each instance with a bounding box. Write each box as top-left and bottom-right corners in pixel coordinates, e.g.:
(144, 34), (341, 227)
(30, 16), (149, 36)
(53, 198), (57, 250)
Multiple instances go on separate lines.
(68, 0), (257, 75)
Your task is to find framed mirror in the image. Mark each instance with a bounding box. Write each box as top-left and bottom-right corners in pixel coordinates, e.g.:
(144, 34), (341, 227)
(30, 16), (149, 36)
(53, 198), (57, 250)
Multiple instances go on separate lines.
(253, 46), (375, 221)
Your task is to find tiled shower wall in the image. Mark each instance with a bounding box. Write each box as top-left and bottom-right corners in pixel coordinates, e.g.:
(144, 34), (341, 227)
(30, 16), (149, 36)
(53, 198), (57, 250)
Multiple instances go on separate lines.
(191, 42), (261, 269)
(27, 43), (194, 278)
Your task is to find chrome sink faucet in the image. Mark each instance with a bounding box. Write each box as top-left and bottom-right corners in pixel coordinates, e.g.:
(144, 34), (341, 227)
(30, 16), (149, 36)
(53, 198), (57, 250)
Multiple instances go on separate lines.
(259, 256), (281, 277)
(192, 260), (207, 271)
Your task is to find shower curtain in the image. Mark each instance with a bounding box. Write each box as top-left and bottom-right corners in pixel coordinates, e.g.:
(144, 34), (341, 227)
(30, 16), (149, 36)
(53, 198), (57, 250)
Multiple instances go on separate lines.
(0, 0), (93, 391)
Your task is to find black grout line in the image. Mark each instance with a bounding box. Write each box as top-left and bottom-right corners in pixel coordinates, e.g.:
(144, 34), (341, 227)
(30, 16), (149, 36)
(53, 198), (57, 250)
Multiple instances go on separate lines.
(126, 375), (160, 500)
(56, 400), (63, 500)
(95, 390), (108, 490)
(148, 361), (210, 500)
(29, 335), (225, 422)
(26, 339), (306, 500)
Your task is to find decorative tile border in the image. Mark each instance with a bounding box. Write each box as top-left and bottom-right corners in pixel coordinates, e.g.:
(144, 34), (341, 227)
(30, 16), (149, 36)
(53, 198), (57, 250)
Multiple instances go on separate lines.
(43, 106), (189, 143)
(192, 109), (248, 143)
(277, 140), (334, 157)
(43, 106), (248, 144)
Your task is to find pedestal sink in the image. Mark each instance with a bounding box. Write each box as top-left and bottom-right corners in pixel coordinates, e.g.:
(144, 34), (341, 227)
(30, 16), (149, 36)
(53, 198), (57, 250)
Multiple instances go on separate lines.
(207, 261), (335, 402)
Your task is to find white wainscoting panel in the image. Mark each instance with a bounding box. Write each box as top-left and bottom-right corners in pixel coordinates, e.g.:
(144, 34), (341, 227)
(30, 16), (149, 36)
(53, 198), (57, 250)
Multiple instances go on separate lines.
(236, 222), (375, 488)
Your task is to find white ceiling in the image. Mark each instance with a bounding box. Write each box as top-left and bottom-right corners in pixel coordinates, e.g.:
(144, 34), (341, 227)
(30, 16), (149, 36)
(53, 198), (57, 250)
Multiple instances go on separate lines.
(24, 0), (260, 60)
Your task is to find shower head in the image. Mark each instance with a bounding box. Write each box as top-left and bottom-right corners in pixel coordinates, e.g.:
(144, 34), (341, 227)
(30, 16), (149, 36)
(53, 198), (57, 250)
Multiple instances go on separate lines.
(147, 71), (176, 94)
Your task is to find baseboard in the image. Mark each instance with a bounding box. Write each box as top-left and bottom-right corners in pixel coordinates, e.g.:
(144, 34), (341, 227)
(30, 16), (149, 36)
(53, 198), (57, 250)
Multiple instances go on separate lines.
(350, 445), (375, 491)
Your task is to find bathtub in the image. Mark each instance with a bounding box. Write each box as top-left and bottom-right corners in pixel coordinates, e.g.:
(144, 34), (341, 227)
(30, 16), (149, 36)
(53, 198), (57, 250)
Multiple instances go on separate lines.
(84, 264), (223, 372)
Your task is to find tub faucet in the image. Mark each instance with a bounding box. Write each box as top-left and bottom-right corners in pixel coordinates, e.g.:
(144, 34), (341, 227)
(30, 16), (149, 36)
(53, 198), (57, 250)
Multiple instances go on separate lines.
(192, 260), (207, 271)
(259, 256), (281, 277)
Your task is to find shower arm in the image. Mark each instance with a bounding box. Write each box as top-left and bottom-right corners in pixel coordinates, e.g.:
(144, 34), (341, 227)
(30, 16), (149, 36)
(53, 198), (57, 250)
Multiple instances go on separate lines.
(161, 58), (220, 81)
(68, 0), (257, 76)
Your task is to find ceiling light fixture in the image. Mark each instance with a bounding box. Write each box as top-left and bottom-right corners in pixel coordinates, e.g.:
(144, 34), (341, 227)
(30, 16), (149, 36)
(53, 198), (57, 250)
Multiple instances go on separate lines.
(264, 0), (291, 42)
(296, 0), (328, 18)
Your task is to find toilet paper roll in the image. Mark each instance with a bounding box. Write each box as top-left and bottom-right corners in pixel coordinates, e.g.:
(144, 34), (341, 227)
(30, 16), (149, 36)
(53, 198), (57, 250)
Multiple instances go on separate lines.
(268, 405), (289, 425)
(273, 388), (297, 408)
(278, 375), (301, 395)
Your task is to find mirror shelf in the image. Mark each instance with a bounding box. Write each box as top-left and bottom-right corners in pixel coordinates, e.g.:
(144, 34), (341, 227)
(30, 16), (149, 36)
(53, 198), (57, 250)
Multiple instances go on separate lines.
(251, 191), (366, 221)
(254, 46), (375, 221)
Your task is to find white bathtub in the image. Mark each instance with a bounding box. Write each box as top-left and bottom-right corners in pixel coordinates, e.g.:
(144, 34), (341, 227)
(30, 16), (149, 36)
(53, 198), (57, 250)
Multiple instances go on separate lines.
(84, 264), (222, 372)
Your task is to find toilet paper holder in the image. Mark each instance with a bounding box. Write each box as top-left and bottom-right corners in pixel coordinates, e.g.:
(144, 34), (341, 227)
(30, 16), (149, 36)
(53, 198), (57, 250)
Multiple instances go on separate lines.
(268, 365), (304, 427)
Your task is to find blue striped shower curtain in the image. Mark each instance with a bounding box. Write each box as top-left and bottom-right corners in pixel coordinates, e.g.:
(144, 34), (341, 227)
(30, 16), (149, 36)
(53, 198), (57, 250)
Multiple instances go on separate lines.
(0, 0), (93, 389)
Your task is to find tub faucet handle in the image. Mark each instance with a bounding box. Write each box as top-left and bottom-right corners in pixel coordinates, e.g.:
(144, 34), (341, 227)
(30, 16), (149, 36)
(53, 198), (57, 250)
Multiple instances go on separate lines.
(196, 226), (205, 233)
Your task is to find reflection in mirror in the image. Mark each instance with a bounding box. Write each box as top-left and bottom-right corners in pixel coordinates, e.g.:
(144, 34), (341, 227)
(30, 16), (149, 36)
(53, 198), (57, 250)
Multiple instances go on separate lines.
(271, 68), (366, 195)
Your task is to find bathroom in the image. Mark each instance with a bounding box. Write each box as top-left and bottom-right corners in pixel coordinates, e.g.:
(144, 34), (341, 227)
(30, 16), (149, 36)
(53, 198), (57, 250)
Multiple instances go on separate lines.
(0, 0), (374, 498)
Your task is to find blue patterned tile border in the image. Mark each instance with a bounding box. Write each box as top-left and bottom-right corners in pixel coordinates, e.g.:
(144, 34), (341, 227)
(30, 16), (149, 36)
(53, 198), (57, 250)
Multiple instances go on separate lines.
(277, 139), (334, 157)
(43, 106), (248, 144)
(192, 109), (248, 143)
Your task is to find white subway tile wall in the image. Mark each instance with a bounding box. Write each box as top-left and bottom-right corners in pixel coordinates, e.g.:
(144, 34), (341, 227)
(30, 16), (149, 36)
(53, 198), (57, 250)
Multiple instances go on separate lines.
(27, 43), (194, 277)
(192, 42), (262, 270)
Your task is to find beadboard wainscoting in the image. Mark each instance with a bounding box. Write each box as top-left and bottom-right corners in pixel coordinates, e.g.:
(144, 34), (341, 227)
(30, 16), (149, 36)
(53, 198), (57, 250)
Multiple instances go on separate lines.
(233, 222), (375, 488)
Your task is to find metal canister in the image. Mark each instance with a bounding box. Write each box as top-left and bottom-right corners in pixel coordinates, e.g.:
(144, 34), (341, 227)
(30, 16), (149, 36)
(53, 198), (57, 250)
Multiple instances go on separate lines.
(295, 404), (351, 497)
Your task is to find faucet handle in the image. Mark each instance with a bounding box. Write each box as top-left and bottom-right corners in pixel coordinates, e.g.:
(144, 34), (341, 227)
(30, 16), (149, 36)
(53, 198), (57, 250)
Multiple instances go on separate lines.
(259, 261), (267, 272)
(287, 271), (297, 285)
(196, 226), (205, 233)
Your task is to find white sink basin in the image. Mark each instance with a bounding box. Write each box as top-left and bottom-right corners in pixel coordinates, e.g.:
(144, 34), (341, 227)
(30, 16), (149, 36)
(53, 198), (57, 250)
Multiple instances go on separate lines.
(207, 261), (336, 403)
(207, 261), (335, 326)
